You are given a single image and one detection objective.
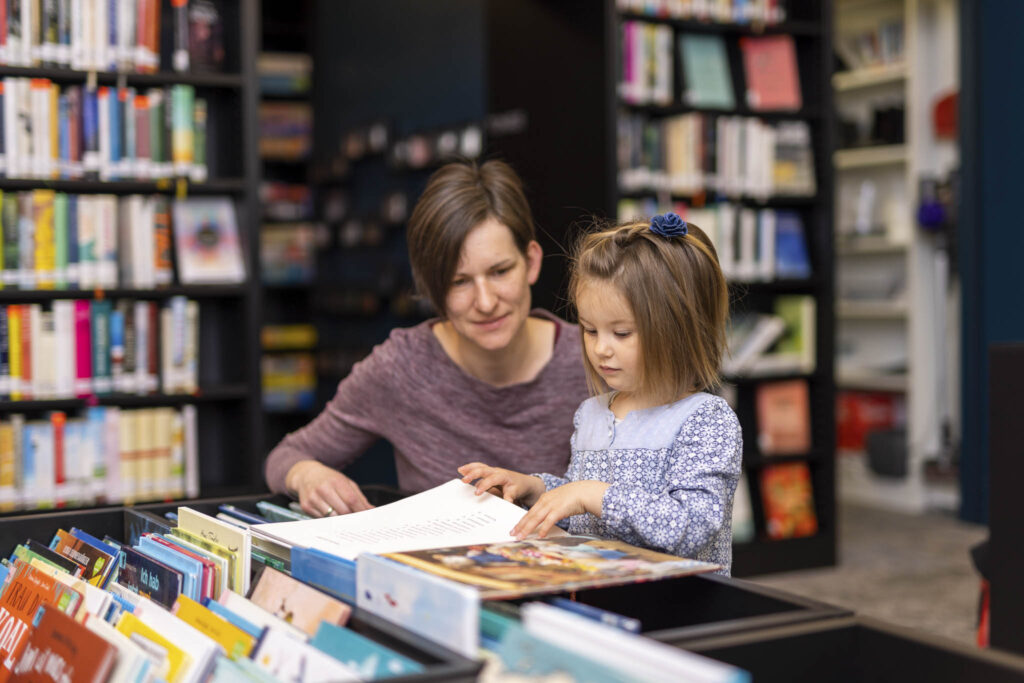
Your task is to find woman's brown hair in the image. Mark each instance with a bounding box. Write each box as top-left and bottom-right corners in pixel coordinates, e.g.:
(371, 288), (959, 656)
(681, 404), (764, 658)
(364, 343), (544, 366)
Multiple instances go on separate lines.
(406, 159), (535, 316)
(569, 219), (729, 402)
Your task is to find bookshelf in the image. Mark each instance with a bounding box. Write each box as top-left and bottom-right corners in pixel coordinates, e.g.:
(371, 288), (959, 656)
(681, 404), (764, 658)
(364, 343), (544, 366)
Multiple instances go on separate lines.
(832, 0), (960, 515)
(607, 0), (836, 576)
(0, 0), (264, 511)
(257, 0), (319, 453)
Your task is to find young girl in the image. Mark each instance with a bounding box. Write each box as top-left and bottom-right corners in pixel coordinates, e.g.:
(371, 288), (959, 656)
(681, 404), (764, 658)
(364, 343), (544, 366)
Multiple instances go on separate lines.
(458, 213), (742, 574)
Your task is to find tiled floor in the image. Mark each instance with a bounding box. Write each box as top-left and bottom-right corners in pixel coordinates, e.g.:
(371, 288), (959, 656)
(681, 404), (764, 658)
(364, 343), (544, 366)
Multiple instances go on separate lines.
(749, 502), (988, 647)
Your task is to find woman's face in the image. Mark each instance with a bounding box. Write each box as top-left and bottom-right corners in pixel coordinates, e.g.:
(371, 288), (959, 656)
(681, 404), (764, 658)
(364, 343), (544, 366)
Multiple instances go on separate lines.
(444, 217), (541, 352)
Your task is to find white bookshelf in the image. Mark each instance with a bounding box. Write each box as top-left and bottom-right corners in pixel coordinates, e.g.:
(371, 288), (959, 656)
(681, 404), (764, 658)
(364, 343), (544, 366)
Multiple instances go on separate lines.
(833, 0), (960, 514)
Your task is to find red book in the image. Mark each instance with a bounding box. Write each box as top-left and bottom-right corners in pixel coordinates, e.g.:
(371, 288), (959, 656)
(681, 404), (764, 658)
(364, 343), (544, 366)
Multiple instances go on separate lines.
(10, 605), (117, 683)
(759, 462), (818, 540)
(49, 412), (65, 508)
(739, 34), (802, 111)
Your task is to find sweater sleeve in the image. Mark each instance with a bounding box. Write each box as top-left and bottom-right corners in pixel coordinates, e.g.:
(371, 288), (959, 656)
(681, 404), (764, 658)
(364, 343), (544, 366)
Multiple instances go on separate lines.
(531, 400), (584, 491)
(599, 399), (742, 558)
(263, 340), (396, 494)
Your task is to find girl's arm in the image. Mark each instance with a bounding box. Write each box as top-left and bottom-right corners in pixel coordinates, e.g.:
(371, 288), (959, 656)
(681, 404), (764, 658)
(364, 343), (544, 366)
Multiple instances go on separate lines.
(600, 399), (743, 558)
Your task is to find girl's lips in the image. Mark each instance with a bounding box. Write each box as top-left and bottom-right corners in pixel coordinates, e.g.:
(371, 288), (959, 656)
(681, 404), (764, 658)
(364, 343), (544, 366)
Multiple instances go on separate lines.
(599, 365), (619, 373)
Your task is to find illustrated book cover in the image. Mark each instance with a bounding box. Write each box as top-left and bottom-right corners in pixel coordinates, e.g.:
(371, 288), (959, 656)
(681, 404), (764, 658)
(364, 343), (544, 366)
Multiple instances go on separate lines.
(755, 378), (812, 456)
(246, 567), (351, 638)
(171, 197), (245, 284)
(379, 535), (719, 600)
(759, 462), (818, 540)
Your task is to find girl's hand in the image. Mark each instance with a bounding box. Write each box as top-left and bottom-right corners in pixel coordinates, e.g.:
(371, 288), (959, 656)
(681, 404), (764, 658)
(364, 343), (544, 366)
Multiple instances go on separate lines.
(511, 480), (610, 539)
(285, 460), (375, 517)
(457, 462), (546, 507)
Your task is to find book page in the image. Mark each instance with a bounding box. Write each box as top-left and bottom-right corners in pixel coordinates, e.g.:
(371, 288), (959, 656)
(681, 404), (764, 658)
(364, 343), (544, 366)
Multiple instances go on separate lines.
(253, 479), (561, 561)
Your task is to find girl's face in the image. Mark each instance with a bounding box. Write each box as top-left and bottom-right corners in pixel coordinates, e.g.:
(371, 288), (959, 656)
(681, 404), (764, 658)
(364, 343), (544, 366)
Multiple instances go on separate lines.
(576, 279), (642, 396)
(444, 217), (542, 352)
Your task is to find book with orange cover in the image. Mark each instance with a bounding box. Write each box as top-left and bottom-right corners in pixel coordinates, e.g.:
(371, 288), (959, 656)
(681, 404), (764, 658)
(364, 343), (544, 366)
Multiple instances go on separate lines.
(9, 604), (117, 683)
(755, 379), (811, 456)
(739, 34), (802, 111)
(759, 462), (818, 540)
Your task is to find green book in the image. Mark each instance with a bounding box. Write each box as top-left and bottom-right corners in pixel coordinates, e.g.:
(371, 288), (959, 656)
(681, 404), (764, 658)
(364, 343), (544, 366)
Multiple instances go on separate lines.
(53, 193), (68, 290)
(678, 33), (735, 110)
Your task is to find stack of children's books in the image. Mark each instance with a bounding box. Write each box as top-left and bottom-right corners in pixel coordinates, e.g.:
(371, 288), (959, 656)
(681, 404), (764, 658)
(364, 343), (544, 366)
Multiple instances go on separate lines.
(0, 480), (750, 682)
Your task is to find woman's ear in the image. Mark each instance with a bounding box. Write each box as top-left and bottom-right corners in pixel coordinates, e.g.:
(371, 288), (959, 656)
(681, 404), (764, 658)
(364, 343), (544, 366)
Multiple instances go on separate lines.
(525, 240), (543, 285)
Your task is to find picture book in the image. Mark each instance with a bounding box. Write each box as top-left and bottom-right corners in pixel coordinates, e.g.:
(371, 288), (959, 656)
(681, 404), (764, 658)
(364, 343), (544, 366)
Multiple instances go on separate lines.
(247, 567), (351, 638)
(168, 527), (233, 597)
(24, 559), (111, 622)
(171, 197), (245, 284)
(135, 535), (203, 601)
(10, 604), (117, 683)
(744, 295), (816, 376)
(309, 621), (424, 679)
(172, 595), (257, 660)
(755, 379), (812, 456)
(739, 34), (801, 111)
(114, 612), (192, 683)
(678, 33), (735, 109)
(177, 506), (251, 594)
(131, 598), (221, 683)
(49, 529), (115, 587)
(82, 615), (159, 683)
(378, 536), (719, 600)
(22, 540), (84, 577)
(146, 533), (217, 600)
(252, 479), (564, 562)
(216, 590), (308, 643)
(250, 626), (362, 683)
(116, 546), (183, 609)
(759, 462), (819, 540)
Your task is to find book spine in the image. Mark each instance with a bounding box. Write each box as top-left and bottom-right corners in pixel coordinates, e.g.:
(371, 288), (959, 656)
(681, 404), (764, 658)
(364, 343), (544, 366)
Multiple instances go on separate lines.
(65, 194), (77, 287)
(52, 192), (66, 289)
(109, 304), (123, 390)
(50, 410), (65, 507)
(96, 85), (110, 180)
(152, 195), (172, 286)
(32, 189), (55, 289)
(0, 306), (8, 399)
(0, 191), (15, 287)
(17, 191), (34, 288)
(90, 298), (111, 395)
(52, 298), (73, 398)
(190, 97), (206, 182)
(73, 299), (92, 397)
(171, 84), (194, 176)
(171, 0), (187, 72)
(19, 303), (31, 399)
(182, 403), (197, 498)
(7, 305), (19, 399)
(0, 82), (6, 178)
(82, 82), (99, 179)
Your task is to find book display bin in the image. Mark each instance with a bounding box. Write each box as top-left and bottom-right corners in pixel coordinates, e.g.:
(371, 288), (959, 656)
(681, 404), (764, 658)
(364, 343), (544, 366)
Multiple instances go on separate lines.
(502, 572), (849, 646)
(680, 616), (1024, 683)
(0, 490), (481, 683)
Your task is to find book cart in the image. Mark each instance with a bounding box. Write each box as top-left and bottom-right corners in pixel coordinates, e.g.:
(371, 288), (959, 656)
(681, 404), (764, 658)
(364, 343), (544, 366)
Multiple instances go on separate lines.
(0, 489), (481, 683)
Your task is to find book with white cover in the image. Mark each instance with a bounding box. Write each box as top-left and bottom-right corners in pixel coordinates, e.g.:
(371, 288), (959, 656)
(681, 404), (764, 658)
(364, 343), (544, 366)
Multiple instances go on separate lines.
(252, 479), (564, 562)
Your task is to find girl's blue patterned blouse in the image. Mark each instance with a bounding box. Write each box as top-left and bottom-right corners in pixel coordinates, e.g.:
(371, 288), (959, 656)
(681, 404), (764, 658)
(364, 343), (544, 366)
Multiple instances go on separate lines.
(535, 392), (742, 575)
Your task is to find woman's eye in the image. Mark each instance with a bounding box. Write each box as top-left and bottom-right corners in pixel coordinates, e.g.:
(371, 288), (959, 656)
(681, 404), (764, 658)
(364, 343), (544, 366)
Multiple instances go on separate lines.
(452, 279), (469, 287)
(493, 267), (511, 276)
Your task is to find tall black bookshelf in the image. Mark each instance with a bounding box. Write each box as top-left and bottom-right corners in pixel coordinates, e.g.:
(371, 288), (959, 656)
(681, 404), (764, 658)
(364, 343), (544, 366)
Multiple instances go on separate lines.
(484, 0), (835, 577)
(0, 0), (264, 510)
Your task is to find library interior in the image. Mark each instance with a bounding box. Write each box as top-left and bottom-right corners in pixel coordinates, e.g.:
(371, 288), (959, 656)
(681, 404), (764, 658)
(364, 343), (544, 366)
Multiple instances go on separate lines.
(0, 0), (1023, 681)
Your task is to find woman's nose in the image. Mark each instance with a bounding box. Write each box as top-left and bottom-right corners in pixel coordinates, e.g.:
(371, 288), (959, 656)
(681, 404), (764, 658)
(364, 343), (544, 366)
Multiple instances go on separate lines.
(473, 279), (497, 311)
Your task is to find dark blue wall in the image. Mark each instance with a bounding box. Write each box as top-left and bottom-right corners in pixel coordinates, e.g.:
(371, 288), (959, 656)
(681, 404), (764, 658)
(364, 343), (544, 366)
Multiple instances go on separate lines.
(959, 2), (1024, 523)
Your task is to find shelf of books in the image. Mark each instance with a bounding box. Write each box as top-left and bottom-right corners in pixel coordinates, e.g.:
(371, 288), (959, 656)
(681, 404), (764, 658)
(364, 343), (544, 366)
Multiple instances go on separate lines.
(0, 0), (264, 515)
(614, 0), (835, 576)
(256, 0), (319, 450)
(832, 0), (960, 514)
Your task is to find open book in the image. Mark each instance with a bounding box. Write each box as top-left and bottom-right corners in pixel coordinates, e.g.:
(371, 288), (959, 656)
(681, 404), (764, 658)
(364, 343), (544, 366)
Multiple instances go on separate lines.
(251, 479), (566, 561)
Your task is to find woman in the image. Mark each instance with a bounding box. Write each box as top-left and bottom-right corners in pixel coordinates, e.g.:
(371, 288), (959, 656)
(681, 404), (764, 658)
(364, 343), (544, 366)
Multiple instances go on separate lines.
(264, 160), (589, 517)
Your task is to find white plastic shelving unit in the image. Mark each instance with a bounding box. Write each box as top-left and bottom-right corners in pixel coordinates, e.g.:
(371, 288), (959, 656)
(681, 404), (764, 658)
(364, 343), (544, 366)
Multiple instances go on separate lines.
(833, 0), (960, 514)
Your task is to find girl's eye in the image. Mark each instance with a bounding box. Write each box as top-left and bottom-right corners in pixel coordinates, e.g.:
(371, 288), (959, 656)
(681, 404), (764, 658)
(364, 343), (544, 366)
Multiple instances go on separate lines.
(614, 330), (632, 338)
(582, 327), (596, 336)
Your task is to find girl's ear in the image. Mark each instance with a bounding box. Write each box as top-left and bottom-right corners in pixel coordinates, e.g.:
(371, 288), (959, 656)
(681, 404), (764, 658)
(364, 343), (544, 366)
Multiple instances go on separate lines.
(525, 240), (543, 285)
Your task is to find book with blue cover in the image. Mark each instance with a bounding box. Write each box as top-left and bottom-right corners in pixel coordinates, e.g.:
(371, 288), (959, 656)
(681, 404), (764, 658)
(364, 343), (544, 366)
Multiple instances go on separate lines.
(136, 535), (203, 601)
(310, 620), (424, 678)
(774, 210), (811, 279)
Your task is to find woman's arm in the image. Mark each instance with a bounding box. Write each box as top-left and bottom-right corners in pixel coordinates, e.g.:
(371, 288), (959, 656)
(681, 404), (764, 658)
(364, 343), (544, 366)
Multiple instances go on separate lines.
(600, 400), (742, 557)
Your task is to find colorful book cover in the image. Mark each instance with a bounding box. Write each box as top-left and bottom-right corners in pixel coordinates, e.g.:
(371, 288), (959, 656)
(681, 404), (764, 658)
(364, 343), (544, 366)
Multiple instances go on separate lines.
(135, 535), (202, 601)
(755, 379), (811, 456)
(381, 536), (719, 599)
(177, 507), (250, 594)
(22, 539), (83, 577)
(114, 612), (192, 683)
(172, 595), (256, 660)
(250, 627), (361, 683)
(168, 527), (234, 598)
(171, 197), (245, 284)
(9, 602), (117, 683)
(50, 529), (115, 588)
(310, 621), (424, 679)
(116, 546), (183, 609)
(247, 567), (351, 638)
(759, 462), (818, 539)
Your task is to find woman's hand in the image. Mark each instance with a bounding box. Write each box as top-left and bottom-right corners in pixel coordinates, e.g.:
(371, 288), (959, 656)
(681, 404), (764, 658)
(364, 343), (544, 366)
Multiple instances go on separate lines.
(457, 462), (546, 507)
(284, 460), (374, 517)
(511, 480), (610, 539)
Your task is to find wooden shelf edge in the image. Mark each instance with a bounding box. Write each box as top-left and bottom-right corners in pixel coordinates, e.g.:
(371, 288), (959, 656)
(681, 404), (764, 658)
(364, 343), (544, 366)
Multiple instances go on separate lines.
(832, 63), (908, 91)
